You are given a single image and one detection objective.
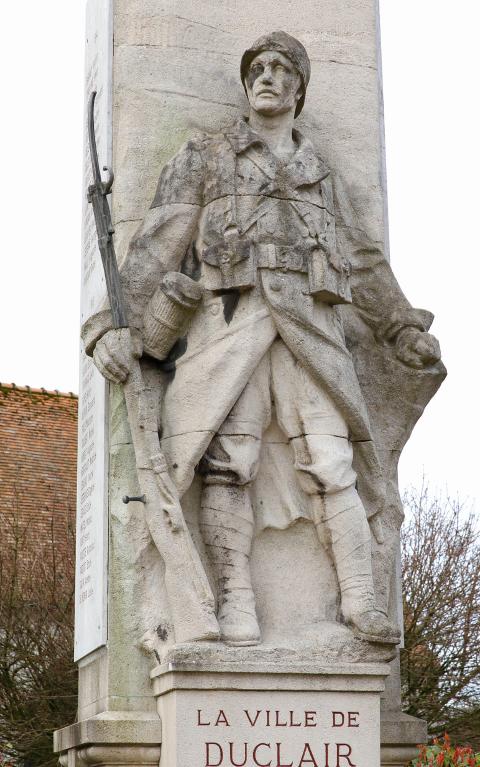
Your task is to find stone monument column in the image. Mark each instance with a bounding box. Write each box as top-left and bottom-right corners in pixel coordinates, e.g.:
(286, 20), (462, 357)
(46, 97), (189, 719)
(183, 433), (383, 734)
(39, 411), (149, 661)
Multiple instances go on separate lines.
(54, 2), (445, 766)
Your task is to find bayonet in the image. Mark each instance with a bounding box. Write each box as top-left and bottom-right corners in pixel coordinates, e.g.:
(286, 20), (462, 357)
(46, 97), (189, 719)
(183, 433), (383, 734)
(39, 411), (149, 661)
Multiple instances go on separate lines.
(87, 92), (127, 329)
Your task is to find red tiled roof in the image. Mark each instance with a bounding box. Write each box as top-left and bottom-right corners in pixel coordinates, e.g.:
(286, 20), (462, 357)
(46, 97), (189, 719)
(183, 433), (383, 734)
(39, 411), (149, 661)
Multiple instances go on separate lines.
(0, 384), (78, 553)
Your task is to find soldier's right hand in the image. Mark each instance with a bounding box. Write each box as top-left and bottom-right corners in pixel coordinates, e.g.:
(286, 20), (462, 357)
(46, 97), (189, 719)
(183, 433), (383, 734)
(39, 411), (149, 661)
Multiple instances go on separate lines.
(93, 328), (142, 383)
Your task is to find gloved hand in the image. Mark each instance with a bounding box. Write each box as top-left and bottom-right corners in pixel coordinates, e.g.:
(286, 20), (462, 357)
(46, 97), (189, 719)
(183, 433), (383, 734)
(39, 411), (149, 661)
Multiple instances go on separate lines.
(395, 327), (441, 369)
(92, 328), (143, 383)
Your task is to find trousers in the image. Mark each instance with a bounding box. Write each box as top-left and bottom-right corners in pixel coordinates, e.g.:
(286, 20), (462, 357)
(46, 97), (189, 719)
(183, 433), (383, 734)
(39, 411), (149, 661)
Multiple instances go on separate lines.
(200, 338), (375, 624)
(201, 337), (355, 495)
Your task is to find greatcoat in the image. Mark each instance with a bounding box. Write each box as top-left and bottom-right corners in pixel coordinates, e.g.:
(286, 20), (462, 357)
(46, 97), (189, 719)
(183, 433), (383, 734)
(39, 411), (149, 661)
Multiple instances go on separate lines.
(83, 118), (432, 525)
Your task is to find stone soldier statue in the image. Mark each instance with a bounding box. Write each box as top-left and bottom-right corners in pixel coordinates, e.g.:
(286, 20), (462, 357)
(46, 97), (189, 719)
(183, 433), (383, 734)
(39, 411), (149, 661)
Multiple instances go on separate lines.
(83, 32), (441, 648)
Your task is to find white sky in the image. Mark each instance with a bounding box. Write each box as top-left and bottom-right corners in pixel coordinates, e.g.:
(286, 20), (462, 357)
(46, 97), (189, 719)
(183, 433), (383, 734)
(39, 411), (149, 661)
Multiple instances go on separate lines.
(0, 1), (478, 509)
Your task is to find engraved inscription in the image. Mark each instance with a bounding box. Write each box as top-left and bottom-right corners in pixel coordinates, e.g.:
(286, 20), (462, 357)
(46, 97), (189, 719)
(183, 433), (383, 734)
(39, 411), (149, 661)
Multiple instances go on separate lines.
(74, 0), (112, 662)
(77, 353), (97, 606)
(169, 690), (380, 767)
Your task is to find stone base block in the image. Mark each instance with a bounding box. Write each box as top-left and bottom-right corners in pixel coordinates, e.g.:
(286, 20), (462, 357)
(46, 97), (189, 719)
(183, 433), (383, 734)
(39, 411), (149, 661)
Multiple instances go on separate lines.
(151, 659), (390, 767)
(381, 710), (427, 766)
(54, 665), (423, 766)
(54, 712), (161, 767)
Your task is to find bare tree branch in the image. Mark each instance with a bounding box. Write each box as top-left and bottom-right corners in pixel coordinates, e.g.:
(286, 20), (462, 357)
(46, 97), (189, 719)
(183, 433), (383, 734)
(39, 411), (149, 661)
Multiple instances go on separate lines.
(401, 485), (480, 749)
(0, 492), (77, 767)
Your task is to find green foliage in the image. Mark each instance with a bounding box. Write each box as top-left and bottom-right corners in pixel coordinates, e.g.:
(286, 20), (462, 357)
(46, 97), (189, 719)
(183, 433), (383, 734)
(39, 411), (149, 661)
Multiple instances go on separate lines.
(412, 734), (480, 766)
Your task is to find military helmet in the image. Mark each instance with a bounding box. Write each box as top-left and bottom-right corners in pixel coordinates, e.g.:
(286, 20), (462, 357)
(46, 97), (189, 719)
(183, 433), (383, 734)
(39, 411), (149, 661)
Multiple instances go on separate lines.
(240, 31), (311, 118)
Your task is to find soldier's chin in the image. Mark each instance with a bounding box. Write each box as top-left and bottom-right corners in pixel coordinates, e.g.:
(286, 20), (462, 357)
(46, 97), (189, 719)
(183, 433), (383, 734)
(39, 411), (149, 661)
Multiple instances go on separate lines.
(253, 96), (283, 115)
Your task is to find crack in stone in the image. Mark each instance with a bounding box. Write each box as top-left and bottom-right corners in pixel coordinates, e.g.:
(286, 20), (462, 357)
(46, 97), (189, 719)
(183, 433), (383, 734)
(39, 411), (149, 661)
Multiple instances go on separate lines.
(114, 218), (142, 226)
(172, 14), (230, 34)
(311, 56), (377, 71)
(144, 87), (239, 109)
(116, 47), (375, 72)
(116, 43), (234, 57)
(161, 429), (215, 441)
(146, 192), (334, 215)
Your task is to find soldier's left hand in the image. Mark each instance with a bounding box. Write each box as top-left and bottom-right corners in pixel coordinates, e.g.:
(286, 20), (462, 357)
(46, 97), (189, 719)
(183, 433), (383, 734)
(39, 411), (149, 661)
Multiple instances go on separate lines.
(395, 327), (441, 369)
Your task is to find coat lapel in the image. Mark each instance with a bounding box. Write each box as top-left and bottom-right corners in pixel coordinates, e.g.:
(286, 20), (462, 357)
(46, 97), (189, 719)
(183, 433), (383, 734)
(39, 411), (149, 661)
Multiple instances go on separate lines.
(225, 118), (330, 194)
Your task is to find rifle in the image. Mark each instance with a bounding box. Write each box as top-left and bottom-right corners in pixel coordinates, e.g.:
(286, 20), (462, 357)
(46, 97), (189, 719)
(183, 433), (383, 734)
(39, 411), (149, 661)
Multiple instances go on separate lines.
(86, 91), (219, 644)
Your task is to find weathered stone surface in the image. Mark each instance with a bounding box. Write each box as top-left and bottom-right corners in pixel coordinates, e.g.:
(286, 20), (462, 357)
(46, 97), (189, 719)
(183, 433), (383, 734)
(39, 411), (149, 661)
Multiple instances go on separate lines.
(56, 2), (445, 766)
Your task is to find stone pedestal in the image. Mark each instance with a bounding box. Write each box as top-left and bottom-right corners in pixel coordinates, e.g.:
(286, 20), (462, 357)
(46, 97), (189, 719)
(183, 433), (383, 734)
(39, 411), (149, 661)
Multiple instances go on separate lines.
(53, 648), (424, 767)
(152, 660), (389, 767)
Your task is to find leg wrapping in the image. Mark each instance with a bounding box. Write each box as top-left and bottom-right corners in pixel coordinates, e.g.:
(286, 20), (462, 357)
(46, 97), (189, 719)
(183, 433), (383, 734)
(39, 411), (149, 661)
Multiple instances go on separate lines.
(200, 484), (260, 644)
(315, 487), (375, 617)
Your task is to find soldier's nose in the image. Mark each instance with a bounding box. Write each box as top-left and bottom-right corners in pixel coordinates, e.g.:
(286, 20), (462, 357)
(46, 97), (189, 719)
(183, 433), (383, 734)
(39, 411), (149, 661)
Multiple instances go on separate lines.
(260, 67), (273, 83)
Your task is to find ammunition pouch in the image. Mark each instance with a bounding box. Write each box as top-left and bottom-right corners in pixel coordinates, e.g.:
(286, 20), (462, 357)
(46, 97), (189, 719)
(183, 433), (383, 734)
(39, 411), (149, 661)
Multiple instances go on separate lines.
(202, 238), (256, 292)
(307, 247), (352, 305)
(201, 238), (351, 305)
(256, 243), (309, 272)
(142, 272), (203, 361)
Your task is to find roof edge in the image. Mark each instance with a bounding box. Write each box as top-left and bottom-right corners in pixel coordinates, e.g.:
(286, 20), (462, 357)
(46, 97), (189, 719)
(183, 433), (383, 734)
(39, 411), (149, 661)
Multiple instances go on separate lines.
(0, 383), (78, 399)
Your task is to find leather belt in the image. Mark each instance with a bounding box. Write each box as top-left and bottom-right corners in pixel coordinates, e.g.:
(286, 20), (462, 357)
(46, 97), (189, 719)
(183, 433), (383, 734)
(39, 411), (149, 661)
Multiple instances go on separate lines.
(256, 243), (309, 273)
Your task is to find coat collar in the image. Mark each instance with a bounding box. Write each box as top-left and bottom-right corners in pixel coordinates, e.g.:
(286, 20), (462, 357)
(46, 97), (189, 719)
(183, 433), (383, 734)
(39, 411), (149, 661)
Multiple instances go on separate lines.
(224, 117), (330, 188)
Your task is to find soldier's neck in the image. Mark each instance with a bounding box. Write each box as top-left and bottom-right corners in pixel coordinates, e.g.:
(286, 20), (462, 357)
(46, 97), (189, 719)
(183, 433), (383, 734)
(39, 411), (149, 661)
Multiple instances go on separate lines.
(248, 110), (296, 161)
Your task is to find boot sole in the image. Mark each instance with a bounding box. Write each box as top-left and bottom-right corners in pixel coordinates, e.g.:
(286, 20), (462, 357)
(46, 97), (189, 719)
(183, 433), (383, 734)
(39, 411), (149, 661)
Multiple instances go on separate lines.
(223, 637), (261, 647)
(352, 628), (401, 645)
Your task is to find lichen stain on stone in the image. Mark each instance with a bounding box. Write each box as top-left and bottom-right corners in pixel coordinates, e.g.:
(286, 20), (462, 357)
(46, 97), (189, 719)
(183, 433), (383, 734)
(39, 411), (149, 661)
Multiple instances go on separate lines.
(156, 624), (169, 642)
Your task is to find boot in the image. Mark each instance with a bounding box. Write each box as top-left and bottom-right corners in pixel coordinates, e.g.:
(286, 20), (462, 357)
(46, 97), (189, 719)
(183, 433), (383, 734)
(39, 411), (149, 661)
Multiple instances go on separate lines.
(200, 484), (261, 646)
(313, 489), (400, 645)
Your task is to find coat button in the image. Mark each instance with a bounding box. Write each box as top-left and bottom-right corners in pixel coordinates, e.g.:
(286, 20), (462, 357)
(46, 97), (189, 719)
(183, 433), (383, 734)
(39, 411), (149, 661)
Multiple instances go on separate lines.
(270, 279), (282, 292)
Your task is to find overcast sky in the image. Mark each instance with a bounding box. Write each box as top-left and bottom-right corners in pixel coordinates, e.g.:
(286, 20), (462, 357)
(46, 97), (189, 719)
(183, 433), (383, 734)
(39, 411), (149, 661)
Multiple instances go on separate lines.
(0, 1), (478, 510)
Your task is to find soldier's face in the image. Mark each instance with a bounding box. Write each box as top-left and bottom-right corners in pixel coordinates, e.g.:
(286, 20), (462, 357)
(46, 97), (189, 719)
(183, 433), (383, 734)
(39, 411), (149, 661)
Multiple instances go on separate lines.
(245, 51), (302, 116)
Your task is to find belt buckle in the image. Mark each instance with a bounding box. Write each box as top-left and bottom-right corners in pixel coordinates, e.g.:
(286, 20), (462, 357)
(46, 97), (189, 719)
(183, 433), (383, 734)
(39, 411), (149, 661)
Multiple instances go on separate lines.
(277, 246), (288, 273)
(221, 252), (232, 265)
